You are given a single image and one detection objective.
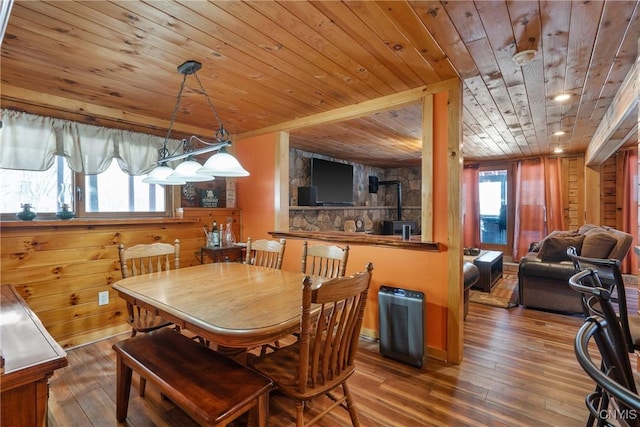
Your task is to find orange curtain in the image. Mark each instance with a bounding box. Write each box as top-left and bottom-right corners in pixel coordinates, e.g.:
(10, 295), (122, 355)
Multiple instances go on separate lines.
(621, 150), (638, 274)
(544, 157), (565, 233)
(512, 157), (565, 260)
(513, 158), (546, 261)
(463, 165), (480, 248)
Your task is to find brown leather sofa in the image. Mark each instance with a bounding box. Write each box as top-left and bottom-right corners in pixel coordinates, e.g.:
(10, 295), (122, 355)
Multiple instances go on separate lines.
(518, 224), (633, 313)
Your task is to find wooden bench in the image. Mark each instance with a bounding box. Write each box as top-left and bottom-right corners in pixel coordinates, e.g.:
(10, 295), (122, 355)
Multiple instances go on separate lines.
(112, 328), (273, 426)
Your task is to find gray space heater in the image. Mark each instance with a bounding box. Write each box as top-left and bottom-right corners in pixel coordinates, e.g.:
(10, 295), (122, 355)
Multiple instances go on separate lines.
(378, 286), (425, 368)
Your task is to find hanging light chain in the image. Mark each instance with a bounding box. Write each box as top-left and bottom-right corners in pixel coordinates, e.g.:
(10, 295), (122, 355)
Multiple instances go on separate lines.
(145, 60), (248, 181)
(157, 61), (231, 165)
(194, 72), (230, 143)
(159, 72), (189, 160)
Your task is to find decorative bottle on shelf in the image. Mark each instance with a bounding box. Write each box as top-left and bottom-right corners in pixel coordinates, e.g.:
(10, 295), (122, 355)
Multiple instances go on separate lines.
(55, 183), (75, 220)
(211, 220), (220, 247)
(16, 203), (37, 221)
(17, 181), (36, 220)
(224, 217), (236, 246)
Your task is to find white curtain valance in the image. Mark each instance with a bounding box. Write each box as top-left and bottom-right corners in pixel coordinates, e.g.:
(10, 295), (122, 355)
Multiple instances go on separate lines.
(0, 110), (181, 175)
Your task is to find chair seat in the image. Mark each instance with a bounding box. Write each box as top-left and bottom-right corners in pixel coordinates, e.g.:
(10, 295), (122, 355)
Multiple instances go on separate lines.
(251, 342), (356, 401)
(128, 312), (173, 333)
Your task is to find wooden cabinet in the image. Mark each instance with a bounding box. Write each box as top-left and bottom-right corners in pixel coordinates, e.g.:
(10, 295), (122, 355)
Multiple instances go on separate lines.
(1, 285), (68, 427)
(199, 245), (244, 264)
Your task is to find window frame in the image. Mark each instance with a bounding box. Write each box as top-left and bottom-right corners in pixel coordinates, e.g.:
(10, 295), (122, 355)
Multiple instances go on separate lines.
(477, 163), (514, 254)
(1, 156), (174, 220)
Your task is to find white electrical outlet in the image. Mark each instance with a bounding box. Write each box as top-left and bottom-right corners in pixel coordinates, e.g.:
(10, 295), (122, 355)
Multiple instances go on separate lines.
(98, 291), (109, 306)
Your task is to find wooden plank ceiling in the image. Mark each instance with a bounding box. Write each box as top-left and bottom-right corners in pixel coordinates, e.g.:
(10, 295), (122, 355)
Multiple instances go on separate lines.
(1, 1), (638, 168)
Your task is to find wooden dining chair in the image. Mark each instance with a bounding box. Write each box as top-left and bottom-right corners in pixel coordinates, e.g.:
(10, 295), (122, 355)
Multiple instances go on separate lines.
(118, 239), (180, 397)
(301, 241), (349, 278)
(245, 237), (286, 269)
(251, 262), (374, 426)
(262, 241), (349, 352)
(266, 242), (350, 355)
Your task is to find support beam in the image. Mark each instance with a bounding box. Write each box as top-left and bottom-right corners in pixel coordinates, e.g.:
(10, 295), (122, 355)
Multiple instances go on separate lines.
(446, 81), (464, 364)
(421, 94), (434, 242)
(585, 53), (639, 166)
(237, 79), (460, 139)
(584, 165), (602, 225)
(1, 85), (214, 138)
(274, 132), (289, 232)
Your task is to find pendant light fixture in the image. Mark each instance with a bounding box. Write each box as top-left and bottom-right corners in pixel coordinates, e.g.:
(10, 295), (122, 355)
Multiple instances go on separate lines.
(143, 60), (249, 185)
(165, 137), (215, 183)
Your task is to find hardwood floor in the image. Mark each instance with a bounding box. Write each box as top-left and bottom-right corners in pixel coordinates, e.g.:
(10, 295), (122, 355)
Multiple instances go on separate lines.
(47, 294), (638, 426)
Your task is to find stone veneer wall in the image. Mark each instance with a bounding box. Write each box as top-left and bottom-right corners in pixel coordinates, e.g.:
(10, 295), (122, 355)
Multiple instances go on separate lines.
(289, 148), (422, 234)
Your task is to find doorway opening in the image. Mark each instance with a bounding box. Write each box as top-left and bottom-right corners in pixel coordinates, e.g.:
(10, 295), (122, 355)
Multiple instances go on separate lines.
(478, 167), (513, 257)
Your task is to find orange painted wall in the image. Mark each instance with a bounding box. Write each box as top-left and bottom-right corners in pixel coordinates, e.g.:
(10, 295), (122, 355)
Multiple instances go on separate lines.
(235, 134), (277, 242)
(235, 92), (454, 354)
(278, 238), (449, 351)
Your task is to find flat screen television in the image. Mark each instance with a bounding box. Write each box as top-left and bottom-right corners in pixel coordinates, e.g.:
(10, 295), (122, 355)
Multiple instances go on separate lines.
(311, 158), (354, 206)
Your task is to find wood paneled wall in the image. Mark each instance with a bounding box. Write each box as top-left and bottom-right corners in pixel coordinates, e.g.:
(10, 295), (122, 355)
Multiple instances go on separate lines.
(601, 156), (618, 227)
(476, 153), (627, 232)
(561, 156), (585, 229)
(0, 208), (241, 349)
(557, 153), (628, 231)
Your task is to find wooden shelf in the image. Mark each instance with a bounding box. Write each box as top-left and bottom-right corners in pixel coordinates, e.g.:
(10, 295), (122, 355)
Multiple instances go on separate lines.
(270, 230), (442, 251)
(289, 205), (421, 211)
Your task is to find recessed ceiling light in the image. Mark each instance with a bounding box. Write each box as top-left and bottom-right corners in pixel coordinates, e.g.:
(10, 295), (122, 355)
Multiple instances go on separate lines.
(553, 93), (571, 102)
(553, 147), (564, 154)
(553, 130), (566, 136)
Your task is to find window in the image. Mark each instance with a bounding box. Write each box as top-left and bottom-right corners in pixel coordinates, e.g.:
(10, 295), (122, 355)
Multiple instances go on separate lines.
(84, 159), (166, 213)
(478, 169), (507, 245)
(1, 157), (71, 215)
(1, 156), (168, 218)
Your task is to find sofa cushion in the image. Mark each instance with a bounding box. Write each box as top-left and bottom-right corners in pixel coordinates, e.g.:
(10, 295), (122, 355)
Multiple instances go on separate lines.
(578, 224), (600, 235)
(530, 229), (579, 252)
(518, 256), (577, 280)
(581, 232), (618, 259)
(537, 234), (585, 262)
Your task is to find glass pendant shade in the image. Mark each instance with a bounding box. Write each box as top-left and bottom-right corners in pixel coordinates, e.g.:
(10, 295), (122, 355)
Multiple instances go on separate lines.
(143, 165), (186, 185)
(167, 160), (214, 183)
(197, 151), (250, 177)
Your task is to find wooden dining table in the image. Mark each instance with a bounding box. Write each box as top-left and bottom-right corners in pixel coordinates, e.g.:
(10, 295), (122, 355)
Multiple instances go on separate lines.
(112, 262), (321, 349)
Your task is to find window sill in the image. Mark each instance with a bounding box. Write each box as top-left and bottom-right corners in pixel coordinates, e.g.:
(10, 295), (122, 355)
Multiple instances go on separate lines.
(0, 218), (198, 228)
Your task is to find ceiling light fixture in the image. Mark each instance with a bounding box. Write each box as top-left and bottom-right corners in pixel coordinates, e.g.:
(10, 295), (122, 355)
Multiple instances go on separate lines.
(553, 130), (566, 136)
(143, 60), (249, 185)
(512, 49), (537, 66)
(553, 93), (571, 102)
